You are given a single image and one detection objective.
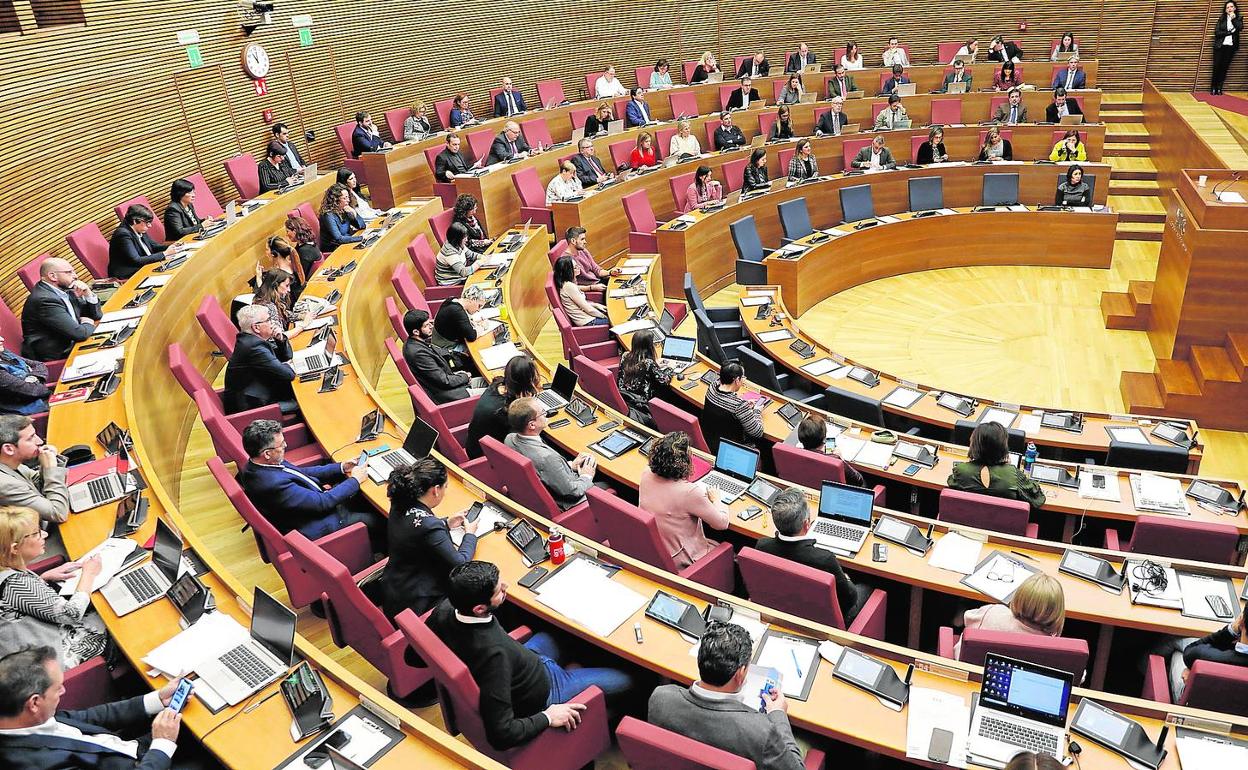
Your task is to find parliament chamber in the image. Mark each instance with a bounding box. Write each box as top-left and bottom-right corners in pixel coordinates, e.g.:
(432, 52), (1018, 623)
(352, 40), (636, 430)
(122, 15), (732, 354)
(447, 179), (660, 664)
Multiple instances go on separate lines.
(4, 2), (1248, 770)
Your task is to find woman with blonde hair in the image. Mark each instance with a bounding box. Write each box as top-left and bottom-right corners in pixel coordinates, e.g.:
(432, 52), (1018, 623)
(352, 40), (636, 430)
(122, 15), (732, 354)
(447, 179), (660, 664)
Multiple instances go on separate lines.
(955, 573), (1066, 657)
(403, 100), (431, 141)
(0, 506), (108, 667)
(691, 51), (719, 83)
(669, 119), (701, 157)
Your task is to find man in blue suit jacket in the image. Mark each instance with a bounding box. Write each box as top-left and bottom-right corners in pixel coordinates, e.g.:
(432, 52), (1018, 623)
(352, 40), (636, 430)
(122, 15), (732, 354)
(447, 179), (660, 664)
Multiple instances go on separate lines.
(493, 77), (528, 117)
(350, 111), (390, 158)
(237, 419), (385, 552)
(222, 304), (297, 415)
(0, 646), (183, 770)
(1051, 58), (1087, 90)
(108, 205), (180, 279)
(625, 88), (654, 127)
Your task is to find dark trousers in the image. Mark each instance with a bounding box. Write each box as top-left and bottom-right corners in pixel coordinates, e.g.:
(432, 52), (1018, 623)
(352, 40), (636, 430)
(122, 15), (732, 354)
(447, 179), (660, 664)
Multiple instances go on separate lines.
(1212, 46), (1237, 91)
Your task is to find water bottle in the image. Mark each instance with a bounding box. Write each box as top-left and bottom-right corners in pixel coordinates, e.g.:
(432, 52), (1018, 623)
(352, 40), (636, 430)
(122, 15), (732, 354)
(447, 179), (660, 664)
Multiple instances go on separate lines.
(1023, 441), (1038, 471)
(548, 527), (566, 565)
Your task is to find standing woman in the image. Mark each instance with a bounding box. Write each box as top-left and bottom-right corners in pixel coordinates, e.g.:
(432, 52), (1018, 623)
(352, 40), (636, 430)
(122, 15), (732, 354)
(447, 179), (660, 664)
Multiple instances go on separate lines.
(841, 41), (864, 70)
(683, 165), (723, 213)
(787, 138), (819, 182)
(916, 125), (949, 164)
(616, 329), (673, 427)
(336, 168), (382, 221)
(1212, 2), (1242, 95)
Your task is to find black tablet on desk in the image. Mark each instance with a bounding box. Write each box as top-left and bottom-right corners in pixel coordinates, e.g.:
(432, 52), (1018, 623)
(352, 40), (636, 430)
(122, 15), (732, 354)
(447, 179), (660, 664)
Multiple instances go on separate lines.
(1071, 699), (1167, 769)
(506, 520), (549, 566)
(645, 591), (707, 639)
(833, 648), (909, 707)
(1058, 549), (1125, 592)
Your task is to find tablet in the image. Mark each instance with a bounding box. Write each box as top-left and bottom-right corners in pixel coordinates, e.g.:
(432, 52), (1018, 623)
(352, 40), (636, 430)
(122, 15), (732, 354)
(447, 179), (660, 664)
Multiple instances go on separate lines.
(1058, 549), (1125, 592)
(936, 392), (974, 416)
(645, 591), (708, 638)
(776, 403), (804, 427)
(595, 431), (640, 458)
(745, 477), (781, 507)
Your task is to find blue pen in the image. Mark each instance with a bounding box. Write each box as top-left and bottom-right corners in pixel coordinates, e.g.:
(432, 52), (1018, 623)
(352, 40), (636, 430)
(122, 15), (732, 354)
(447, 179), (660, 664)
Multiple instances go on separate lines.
(790, 649), (804, 678)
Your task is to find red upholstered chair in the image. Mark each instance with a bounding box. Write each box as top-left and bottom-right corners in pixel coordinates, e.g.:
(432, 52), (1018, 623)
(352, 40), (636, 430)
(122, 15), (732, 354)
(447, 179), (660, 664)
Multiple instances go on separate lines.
(570, 355), (628, 413)
(722, 157), (749, 193)
(407, 233), (461, 304)
(622, 189), (661, 252)
(772, 444), (886, 506)
(757, 111), (779, 138)
(334, 121), (367, 183)
(938, 627), (1090, 683)
(1142, 656), (1248, 717)
(478, 436), (604, 542)
(430, 208), (455, 246)
(669, 171), (697, 214)
(776, 147), (796, 176)
(770, 79), (788, 102)
(938, 488), (1038, 538)
(536, 79), (566, 107)
(114, 196), (166, 243)
(185, 173), (224, 218)
(195, 295), (238, 357)
(681, 61), (698, 83)
(878, 71), (896, 92)
(989, 95), (1009, 117)
(608, 139), (634, 171)
(465, 129), (494, 165)
(634, 66), (655, 89)
(547, 239), (569, 266)
(910, 135), (926, 163)
(584, 71), (606, 97)
(289, 202), (322, 254)
(390, 262), (431, 315)
(978, 129), (1014, 146)
(613, 97), (632, 123)
(842, 137), (873, 169)
(520, 119), (553, 150)
(1104, 515), (1241, 565)
(930, 99), (962, 125)
(937, 42), (964, 62)
(59, 657), (121, 712)
(648, 398), (711, 453)
(422, 145), (458, 209)
(718, 85), (737, 111)
(732, 54), (749, 74)
(512, 166), (554, 230)
(406, 385), (495, 485)
(208, 457), (374, 609)
(833, 47), (847, 63)
(487, 88), (504, 116)
(871, 101), (889, 123)
(553, 305), (620, 370)
(167, 342), (294, 429)
(384, 337), (417, 386)
(569, 106), (595, 130)
(1073, 95), (1085, 113)
(433, 98), (454, 130)
(586, 488), (735, 593)
(17, 253), (50, 291)
(669, 90), (699, 119)
(193, 389), (325, 468)
(737, 547), (887, 639)
(223, 153), (260, 201)
(65, 222), (110, 279)
(617, 716), (827, 770)
(284, 531), (430, 699)
(383, 108), (410, 143)
(0, 297), (63, 382)
(649, 126), (674, 162)
(396, 609), (610, 770)
(385, 296), (407, 339)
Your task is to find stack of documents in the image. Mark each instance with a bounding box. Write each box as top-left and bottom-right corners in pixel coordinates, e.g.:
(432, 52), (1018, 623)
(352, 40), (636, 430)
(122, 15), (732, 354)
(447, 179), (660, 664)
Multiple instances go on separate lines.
(834, 434), (894, 470)
(1130, 474), (1190, 514)
(929, 531), (984, 574)
(142, 611), (250, 677)
(58, 539), (139, 595)
(534, 558), (646, 637)
(62, 347), (126, 381)
(610, 319), (656, 336)
(906, 688), (970, 768)
(479, 342), (522, 371)
(1125, 560), (1182, 609)
(1176, 728), (1248, 767)
(961, 552), (1039, 603)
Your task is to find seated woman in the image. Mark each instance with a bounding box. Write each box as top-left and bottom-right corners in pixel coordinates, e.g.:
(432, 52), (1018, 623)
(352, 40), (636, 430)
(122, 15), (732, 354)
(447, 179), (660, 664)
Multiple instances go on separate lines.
(451, 194), (491, 251)
(584, 102), (615, 136)
(787, 138), (819, 182)
(259, 236), (306, 300)
(318, 183), (365, 251)
(649, 58), (674, 89)
(629, 132), (657, 169)
(336, 168), (382, 221)
(639, 432), (730, 570)
(616, 329), (673, 428)
(948, 422), (1046, 510)
(769, 105), (795, 141)
(0, 506), (108, 668)
(977, 126), (1013, 161)
(252, 268), (314, 342)
(546, 161), (584, 205)
(742, 147), (770, 193)
(956, 573), (1066, 658)
(840, 41), (864, 70)
(436, 222), (485, 285)
(1050, 32), (1079, 61)
(993, 61), (1023, 91)
(778, 74), (805, 104)
(1055, 164), (1093, 206)
(0, 338), (51, 416)
(690, 51), (719, 83)
(951, 39), (979, 64)
(448, 93), (476, 128)
(162, 177), (209, 239)
(916, 125), (949, 164)
(285, 214), (322, 280)
(466, 354), (539, 459)
(1049, 129), (1087, 162)
(554, 255), (607, 326)
(669, 119), (701, 157)
(403, 101), (432, 141)
(683, 164), (723, 213)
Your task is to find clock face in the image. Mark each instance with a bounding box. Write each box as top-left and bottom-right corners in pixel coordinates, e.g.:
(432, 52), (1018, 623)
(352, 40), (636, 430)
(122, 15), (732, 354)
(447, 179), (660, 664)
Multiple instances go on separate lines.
(242, 43), (271, 79)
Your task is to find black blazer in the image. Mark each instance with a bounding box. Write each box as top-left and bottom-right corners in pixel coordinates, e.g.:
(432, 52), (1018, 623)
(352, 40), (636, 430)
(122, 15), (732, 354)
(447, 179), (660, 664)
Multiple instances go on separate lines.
(735, 59), (770, 78)
(713, 125), (747, 151)
(754, 536), (867, 622)
(20, 281), (103, 361)
(279, 140), (305, 167)
(222, 331), (295, 413)
(162, 202), (201, 239)
(465, 386), (509, 459)
(403, 336), (471, 403)
(725, 87), (761, 111)
(916, 141), (947, 164)
(987, 42), (1024, 62)
(1045, 99), (1083, 123)
(1182, 623), (1248, 668)
(978, 139), (1014, 161)
(584, 114), (611, 135)
(486, 133), (531, 165)
(107, 225), (165, 279)
(0, 695), (173, 770)
(1214, 13), (1243, 48)
(742, 163), (770, 193)
(434, 148), (470, 182)
(816, 110), (848, 135)
(383, 502), (478, 619)
(571, 153), (609, 188)
(257, 157), (295, 194)
(493, 90), (528, 116)
(785, 52), (817, 72)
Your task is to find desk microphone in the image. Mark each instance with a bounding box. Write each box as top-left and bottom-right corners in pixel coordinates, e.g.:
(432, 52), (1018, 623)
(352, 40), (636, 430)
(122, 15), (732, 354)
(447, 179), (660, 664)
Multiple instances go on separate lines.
(1211, 171), (1242, 201)
(1154, 724), (1168, 756)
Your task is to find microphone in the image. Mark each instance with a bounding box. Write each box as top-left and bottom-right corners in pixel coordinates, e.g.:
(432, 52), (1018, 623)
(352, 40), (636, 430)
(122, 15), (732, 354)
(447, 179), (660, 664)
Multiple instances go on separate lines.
(1211, 171), (1242, 201)
(1155, 724), (1169, 755)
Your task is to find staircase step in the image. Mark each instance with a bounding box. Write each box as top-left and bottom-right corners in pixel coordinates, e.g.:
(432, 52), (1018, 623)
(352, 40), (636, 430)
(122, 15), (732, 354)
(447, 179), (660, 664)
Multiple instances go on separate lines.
(1116, 222), (1165, 241)
(1102, 101), (1143, 111)
(1102, 94), (1144, 106)
(1103, 111), (1144, 123)
(1104, 142), (1152, 158)
(1109, 195), (1166, 223)
(1101, 291), (1149, 330)
(1191, 345), (1241, 387)
(1109, 179), (1159, 195)
(1156, 359), (1202, 397)
(1105, 122), (1147, 136)
(1120, 371), (1166, 411)
(1226, 332), (1248, 376)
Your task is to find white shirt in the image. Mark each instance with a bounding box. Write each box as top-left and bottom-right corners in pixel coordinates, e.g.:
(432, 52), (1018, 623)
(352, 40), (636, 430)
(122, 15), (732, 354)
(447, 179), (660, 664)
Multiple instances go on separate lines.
(690, 682), (742, 701)
(594, 75), (627, 99)
(349, 188), (382, 221)
(840, 54), (864, 70)
(882, 48), (909, 67)
(952, 46), (976, 64)
(669, 133), (701, 157)
(546, 173), (583, 205)
(870, 149), (884, 168)
(0, 691), (177, 760)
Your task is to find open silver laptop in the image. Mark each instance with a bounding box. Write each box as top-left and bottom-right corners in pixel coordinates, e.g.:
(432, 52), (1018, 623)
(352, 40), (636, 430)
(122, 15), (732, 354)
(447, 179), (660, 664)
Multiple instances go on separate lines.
(1059, 114), (1084, 125)
(100, 518), (182, 616)
(895, 83), (917, 96)
(967, 654), (1073, 768)
(535, 364), (578, 412)
(658, 334), (696, 373)
(698, 439), (760, 504)
(946, 81), (968, 94)
(194, 587), (297, 706)
(291, 329), (340, 375)
(367, 417), (438, 485)
(69, 444), (140, 513)
(810, 480), (874, 555)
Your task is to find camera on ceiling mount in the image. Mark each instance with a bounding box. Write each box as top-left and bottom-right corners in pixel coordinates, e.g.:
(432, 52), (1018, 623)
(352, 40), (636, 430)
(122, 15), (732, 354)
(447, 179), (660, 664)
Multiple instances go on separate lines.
(240, 1), (276, 35)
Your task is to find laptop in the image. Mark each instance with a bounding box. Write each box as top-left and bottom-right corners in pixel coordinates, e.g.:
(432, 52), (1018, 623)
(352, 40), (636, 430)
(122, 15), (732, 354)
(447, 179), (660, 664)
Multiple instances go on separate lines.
(658, 334), (697, 372)
(69, 442), (140, 513)
(1059, 114), (1084, 125)
(100, 518), (182, 616)
(649, 308), (677, 342)
(290, 328), (340, 375)
(194, 587), (297, 706)
(697, 439), (760, 504)
(706, 72), (724, 83)
(895, 83), (917, 96)
(946, 81), (968, 94)
(367, 417), (439, 484)
(809, 480), (875, 555)
(301, 163), (317, 182)
(967, 654), (1073, 768)
(535, 363), (578, 411)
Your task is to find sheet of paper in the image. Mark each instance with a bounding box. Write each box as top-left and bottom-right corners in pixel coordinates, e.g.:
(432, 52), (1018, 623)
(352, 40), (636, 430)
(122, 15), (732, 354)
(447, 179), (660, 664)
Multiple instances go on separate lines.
(754, 634), (820, 698)
(929, 531), (984, 575)
(757, 329), (794, 343)
(883, 387), (923, 408)
(610, 319), (656, 336)
(178, 240), (208, 251)
(1125, 560), (1182, 609)
(740, 296), (771, 306)
(1217, 191), (1246, 203)
(963, 553), (1038, 603)
(829, 365), (853, 379)
(478, 342), (522, 372)
(906, 687), (970, 768)
(834, 434), (867, 463)
(624, 294), (649, 308)
(607, 288), (645, 299)
(99, 306), (148, 323)
(63, 347), (126, 380)
(617, 266), (647, 275)
(304, 315), (335, 330)
(675, 214), (698, 224)
(477, 306), (502, 320)
(143, 611), (249, 677)
(878, 215), (902, 224)
(1017, 413), (1042, 435)
(1176, 730), (1248, 767)
(738, 664), (782, 710)
(535, 559), (647, 637)
(450, 504), (511, 546)
(138, 275), (171, 289)
(1077, 470), (1122, 502)
(58, 538), (139, 595)
(1177, 572), (1238, 621)
(1130, 474), (1190, 514)
(817, 639), (844, 665)
(622, 257), (654, 268)
(853, 440), (895, 470)
(93, 319), (138, 336)
(1108, 426), (1149, 444)
(801, 358), (838, 376)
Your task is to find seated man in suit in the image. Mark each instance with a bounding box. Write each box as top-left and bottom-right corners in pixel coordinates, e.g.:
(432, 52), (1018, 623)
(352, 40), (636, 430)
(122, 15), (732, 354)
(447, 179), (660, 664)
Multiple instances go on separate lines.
(852, 134), (898, 169)
(941, 59), (973, 92)
(625, 87), (654, 127)
(1045, 87), (1083, 122)
(736, 51), (770, 78)
(881, 64), (910, 94)
(222, 304), (296, 415)
(755, 487), (872, 623)
(493, 76), (528, 117)
(814, 95), (849, 136)
(108, 204), (180, 279)
(20, 257), (102, 361)
(257, 141), (298, 194)
(992, 87), (1030, 124)
(0, 414), (69, 524)
(238, 418), (385, 551)
(726, 77), (761, 111)
(785, 43), (816, 73)
(402, 309), (485, 404)
(713, 111), (748, 151)
(1051, 57), (1086, 90)
(571, 138), (612, 188)
(271, 122), (305, 170)
(826, 63), (858, 99)
(435, 133), (470, 182)
(486, 121), (532, 165)
(0, 646), (185, 770)
(873, 94), (910, 130)
(427, 560), (637, 751)
(649, 622), (808, 770)
(794, 415), (869, 487)
(504, 397), (598, 509)
(701, 361), (764, 448)
(350, 111), (391, 158)
(987, 35), (1024, 63)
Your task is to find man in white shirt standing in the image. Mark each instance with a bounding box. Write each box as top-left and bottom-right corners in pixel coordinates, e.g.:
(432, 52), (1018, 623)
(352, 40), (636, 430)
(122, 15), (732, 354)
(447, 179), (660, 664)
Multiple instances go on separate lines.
(594, 65), (628, 99)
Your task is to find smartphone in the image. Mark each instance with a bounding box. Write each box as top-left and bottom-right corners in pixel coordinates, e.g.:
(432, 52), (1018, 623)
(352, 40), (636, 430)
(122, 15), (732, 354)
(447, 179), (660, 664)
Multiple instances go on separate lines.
(518, 565), (549, 589)
(872, 543), (889, 562)
(738, 505), (764, 521)
(927, 727), (954, 763)
(465, 501), (484, 523)
(596, 420), (620, 432)
(902, 463), (921, 476)
(355, 451), (369, 468)
(304, 730), (351, 768)
(549, 418), (571, 429)
(167, 679), (194, 712)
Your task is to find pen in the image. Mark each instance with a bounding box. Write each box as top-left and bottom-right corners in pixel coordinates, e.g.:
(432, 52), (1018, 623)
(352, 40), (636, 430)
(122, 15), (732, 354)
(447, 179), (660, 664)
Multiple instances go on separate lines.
(1010, 550), (1037, 561)
(243, 689), (281, 713)
(790, 649), (804, 678)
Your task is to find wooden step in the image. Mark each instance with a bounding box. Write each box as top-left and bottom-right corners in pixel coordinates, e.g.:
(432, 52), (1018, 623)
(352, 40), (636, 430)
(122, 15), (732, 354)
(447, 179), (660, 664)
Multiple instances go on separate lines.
(1101, 291), (1149, 329)
(1156, 359), (1202, 397)
(1226, 332), (1248, 376)
(1128, 280), (1153, 310)
(1105, 122), (1147, 136)
(1116, 222), (1165, 241)
(1109, 195), (1166, 224)
(1101, 100), (1143, 111)
(1102, 94), (1143, 106)
(1104, 142), (1151, 158)
(1109, 179), (1159, 195)
(1103, 110), (1144, 123)
(1106, 156), (1158, 181)
(1191, 345), (1241, 388)
(1120, 370), (1166, 411)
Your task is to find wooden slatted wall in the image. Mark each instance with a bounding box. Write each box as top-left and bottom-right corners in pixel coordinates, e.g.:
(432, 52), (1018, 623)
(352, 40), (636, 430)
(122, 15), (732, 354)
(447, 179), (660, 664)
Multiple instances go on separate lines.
(0, 0), (1226, 310)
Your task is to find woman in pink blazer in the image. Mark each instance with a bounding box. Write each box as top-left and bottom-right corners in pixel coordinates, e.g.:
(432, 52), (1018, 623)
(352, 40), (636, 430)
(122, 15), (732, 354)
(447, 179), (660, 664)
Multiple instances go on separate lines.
(683, 165), (723, 213)
(638, 432), (729, 569)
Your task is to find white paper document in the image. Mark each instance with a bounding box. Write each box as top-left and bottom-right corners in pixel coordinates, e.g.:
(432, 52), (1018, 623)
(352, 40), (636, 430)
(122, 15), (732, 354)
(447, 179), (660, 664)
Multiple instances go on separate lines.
(802, 358), (839, 376)
(928, 531), (984, 575)
(622, 258), (654, 268)
(753, 633), (820, 698)
(62, 347), (126, 381)
(1017, 413), (1043, 435)
(757, 329), (794, 343)
(845, 438), (894, 470)
(479, 342), (522, 371)
(142, 611), (250, 677)
(963, 553), (1039, 603)
(1108, 426), (1149, 444)
(1177, 572), (1238, 620)
(535, 559), (647, 637)
(99, 306), (148, 323)
(740, 296), (771, 307)
(607, 288), (645, 299)
(1130, 474), (1190, 514)
(138, 275), (172, 289)
(93, 319), (139, 336)
(1176, 730), (1248, 767)
(906, 687), (970, 768)
(59, 539), (140, 595)
(610, 319), (656, 336)
(617, 266), (648, 276)
(1125, 560), (1182, 609)
(450, 504), (512, 546)
(882, 387), (923, 408)
(624, 294), (649, 309)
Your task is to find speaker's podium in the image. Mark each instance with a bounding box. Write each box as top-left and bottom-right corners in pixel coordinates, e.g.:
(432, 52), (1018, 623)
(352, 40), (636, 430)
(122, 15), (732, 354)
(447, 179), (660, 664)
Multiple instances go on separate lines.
(1116, 169), (1248, 430)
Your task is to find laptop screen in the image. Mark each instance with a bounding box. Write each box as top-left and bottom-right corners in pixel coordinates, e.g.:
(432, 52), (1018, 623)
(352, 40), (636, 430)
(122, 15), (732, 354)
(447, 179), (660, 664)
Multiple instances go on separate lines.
(151, 518), (183, 582)
(251, 587), (298, 667)
(980, 654), (1073, 728)
(714, 439), (759, 480)
(403, 417), (439, 458)
(661, 335), (696, 362)
(818, 481), (874, 525)
(658, 308), (675, 334)
(551, 364), (578, 400)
